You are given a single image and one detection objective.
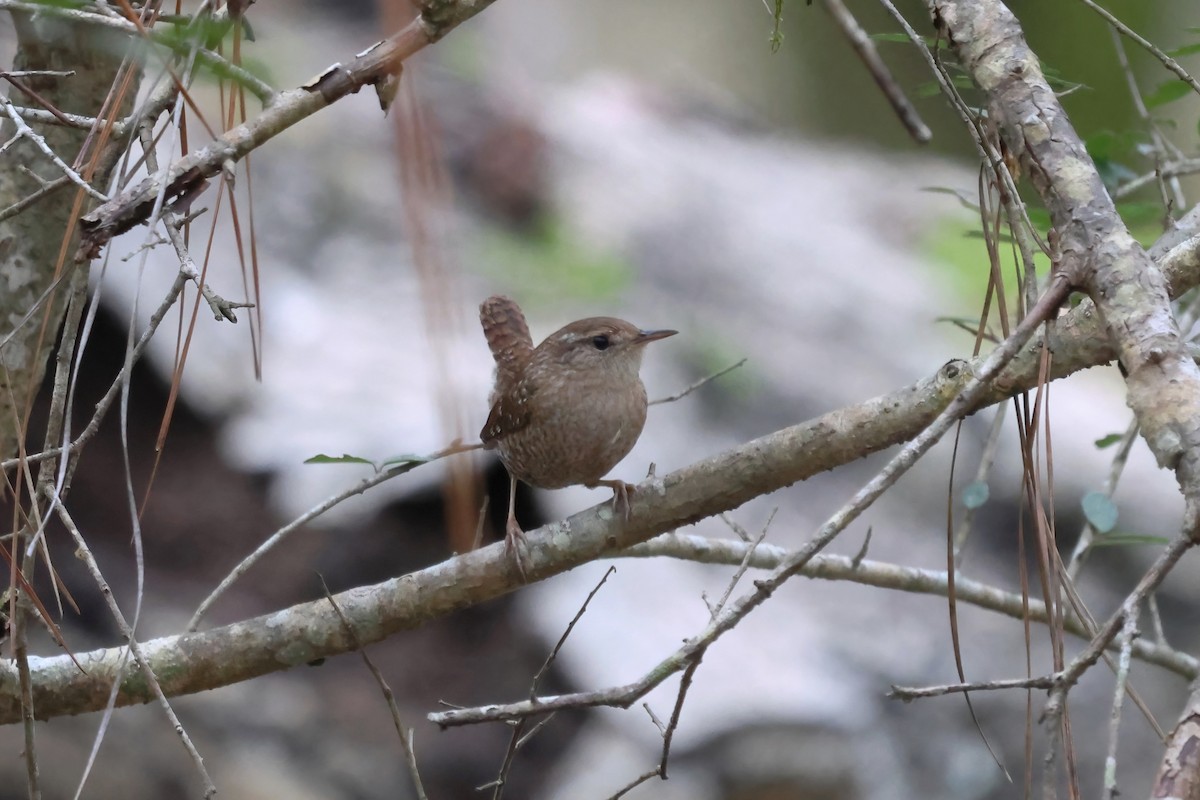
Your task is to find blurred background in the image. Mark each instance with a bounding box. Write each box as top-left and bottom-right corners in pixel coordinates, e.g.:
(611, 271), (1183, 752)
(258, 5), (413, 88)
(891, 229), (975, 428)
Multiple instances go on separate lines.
(6, 0), (1200, 797)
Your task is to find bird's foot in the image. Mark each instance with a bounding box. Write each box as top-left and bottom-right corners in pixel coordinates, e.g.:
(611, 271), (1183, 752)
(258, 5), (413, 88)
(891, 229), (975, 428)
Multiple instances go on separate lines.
(505, 516), (529, 582)
(588, 479), (634, 522)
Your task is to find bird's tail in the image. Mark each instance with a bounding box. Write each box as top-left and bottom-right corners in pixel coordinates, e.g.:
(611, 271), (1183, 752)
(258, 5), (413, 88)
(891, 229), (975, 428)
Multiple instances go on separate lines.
(479, 295), (534, 374)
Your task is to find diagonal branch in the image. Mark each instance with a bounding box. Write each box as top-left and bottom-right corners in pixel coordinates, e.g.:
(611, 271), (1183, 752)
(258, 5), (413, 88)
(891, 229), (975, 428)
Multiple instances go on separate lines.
(930, 0), (1200, 497)
(77, 0), (501, 259)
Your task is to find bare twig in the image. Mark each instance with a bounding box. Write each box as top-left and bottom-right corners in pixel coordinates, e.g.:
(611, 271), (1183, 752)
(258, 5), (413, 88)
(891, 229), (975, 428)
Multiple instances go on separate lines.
(78, 4), (503, 258)
(1074, 0), (1200, 100)
(0, 1), (274, 103)
(187, 455), (436, 631)
(1115, 159), (1200, 201)
(1108, 27), (1182, 219)
(709, 510), (774, 618)
(1102, 611), (1138, 800)
(953, 405), (1007, 564)
(649, 358), (747, 406)
(603, 767), (661, 800)
(321, 580), (428, 800)
(489, 566), (616, 800)
(53, 502), (216, 797)
(0, 173), (71, 222)
(622, 533), (1197, 679)
(819, 0), (931, 143)
(472, 495), (490, 551)
(1065, 419), (1138, 577)
(850, 525), (872, 568)
(0, 96), (107, 201)
(659, 653), (703, 777)
(890, 674), (1056, 701)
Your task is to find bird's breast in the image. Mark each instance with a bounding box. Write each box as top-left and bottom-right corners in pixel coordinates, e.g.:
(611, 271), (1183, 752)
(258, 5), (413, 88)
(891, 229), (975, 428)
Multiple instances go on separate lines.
(496, 376), (649, 489)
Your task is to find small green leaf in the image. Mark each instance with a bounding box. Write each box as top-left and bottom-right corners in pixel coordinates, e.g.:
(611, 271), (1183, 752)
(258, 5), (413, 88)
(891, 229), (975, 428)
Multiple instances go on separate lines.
(1081, 491), (1119, 534)
(1094, 433), (1124, 449)
(1091, 531), (1170, 548)
(1144, 79), (1193, 109)
(871, 32), (936, 47)
(962, 481), (990, 510)
(305, 453), (375, 465)
(1166, 42), (1200, 58)
(380, 454), (430, 468)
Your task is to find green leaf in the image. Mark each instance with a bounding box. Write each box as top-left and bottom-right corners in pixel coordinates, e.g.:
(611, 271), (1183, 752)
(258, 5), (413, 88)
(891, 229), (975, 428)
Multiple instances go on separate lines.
(380, 454), (431, 468)
(871, 32), (936, 47)
(962, 481), (990, 510)
(1144, 79), (1193, 109)
(1091, 532), (1170, 548)
(305, 453), (375, 465)
(1094, 433), (1124, 449)
(1081, 491), (1119, 534)
(1166, 42), (1200, 58)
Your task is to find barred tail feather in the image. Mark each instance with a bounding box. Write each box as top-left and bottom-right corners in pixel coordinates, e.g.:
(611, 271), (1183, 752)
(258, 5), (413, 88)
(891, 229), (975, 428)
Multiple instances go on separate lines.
(480, 295), (534, 374)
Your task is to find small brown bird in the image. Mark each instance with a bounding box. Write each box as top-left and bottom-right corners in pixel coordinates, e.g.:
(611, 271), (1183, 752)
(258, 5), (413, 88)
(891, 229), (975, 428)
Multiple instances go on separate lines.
(479, 295), (677, 575)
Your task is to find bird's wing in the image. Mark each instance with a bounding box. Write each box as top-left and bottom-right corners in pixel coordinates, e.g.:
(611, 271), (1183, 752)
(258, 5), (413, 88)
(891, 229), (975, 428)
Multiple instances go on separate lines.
(480, 380), (532, 446)
(479, 295), (534, 375)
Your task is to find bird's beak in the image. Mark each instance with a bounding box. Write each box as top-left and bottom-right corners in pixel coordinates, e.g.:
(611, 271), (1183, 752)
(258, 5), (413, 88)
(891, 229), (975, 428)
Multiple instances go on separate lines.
(635, 329), (678, 344)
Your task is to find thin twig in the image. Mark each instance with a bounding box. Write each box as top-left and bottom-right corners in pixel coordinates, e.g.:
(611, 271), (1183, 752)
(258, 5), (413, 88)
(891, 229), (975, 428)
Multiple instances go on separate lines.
(710, 510), (774, 618)
(1108, 27), (1182, 220)
(820, 0), (931, 143)
(320, 579), (428, 800)
(1065, 419), (1138, 577)
(0, 97), (107, 201)
(1114, 158), (1200, 201)
(1075, 0), (1200, 100)
(0, 1), (275, 103)
(490, 566), (617, 800)
(472, 495), (490, 551)
(1102, 611), (1138, 800)
(603, 767), (662, 800)
(53, 502), (217, 797)
(954, 404), (1007, 564)
(890, 674), (1056, 700)
(0, 173), (71, 222)
(659, 653), (703, 777)
(187, 456), (435, 630)
(850, 525), (873, 569)
(622, 533), (1197, 678)
(649, 358), (747, 406)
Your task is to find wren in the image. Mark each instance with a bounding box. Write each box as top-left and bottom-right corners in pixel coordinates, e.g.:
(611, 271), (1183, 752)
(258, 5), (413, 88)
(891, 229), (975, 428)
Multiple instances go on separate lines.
(479, 295), (677, 577)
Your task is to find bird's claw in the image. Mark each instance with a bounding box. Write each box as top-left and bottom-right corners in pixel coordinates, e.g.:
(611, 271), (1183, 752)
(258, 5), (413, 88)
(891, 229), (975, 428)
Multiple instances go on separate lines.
(505, 516), (529, 582)
(611, 481), (633, 522)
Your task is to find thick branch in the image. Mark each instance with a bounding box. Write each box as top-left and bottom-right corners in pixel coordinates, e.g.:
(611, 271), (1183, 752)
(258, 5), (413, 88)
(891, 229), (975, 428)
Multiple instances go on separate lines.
(623, 534), (1196, 678)
(0, 9), (137, 459)
(1152, 680), (1200, 800)
(931, 0), (1200, 501)
(0, 200), (1196, 722)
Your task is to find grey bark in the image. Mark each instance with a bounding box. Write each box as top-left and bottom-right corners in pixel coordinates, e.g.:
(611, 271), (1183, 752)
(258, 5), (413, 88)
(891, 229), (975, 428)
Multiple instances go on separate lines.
(0, 10), (136, 460)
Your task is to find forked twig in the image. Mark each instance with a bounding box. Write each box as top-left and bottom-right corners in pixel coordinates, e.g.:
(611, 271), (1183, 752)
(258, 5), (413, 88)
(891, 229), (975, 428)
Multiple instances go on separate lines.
(321, 580), (428, 800)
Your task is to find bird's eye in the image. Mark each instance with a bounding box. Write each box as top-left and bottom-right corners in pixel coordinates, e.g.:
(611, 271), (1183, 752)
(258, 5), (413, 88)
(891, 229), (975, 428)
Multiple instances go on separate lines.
(592, 335), (610, 351)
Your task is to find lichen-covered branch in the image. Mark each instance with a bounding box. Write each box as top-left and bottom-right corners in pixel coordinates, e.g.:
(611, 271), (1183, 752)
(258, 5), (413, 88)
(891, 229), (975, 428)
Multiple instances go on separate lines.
(930, 0), (1200, 505)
